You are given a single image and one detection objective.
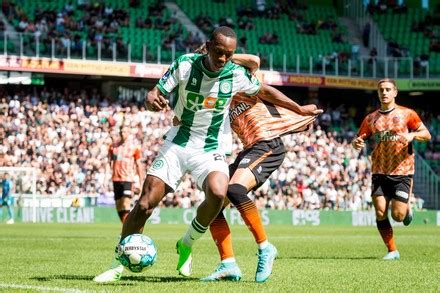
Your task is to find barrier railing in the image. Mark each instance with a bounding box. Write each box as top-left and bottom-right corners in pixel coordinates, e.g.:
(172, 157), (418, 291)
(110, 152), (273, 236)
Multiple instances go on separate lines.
(0, 31), (431, 78)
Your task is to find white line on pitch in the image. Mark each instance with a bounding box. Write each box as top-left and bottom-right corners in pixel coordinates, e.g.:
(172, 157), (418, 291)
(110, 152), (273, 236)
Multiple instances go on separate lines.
(0, 283), (88, 292)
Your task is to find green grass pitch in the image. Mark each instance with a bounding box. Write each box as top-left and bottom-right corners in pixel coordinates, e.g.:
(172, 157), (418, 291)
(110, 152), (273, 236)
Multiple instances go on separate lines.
(0, 223), (439, 292)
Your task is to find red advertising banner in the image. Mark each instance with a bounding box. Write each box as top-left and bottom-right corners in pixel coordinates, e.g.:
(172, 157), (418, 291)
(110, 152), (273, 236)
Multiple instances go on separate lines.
(130, 63), (169, 78)
(260, 71), (324, 86)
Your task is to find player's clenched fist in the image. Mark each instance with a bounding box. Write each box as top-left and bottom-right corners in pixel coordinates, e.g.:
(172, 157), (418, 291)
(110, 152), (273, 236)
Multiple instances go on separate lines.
(351, 133), (367, 150)
(145, 87), (169, 111)
(301, 104), (324, 116)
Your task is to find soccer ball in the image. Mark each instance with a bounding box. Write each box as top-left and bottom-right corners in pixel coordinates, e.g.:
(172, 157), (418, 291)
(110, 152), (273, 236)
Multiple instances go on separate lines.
(118, 234), (157, 273)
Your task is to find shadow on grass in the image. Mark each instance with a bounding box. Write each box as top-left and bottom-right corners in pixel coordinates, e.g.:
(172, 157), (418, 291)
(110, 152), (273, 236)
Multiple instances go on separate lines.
(280, 256), (377, 260)
(31, 274), (197, 284)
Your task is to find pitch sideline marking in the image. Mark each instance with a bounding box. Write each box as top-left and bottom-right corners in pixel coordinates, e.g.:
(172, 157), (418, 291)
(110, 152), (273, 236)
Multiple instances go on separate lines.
(0, 283), (89, 292)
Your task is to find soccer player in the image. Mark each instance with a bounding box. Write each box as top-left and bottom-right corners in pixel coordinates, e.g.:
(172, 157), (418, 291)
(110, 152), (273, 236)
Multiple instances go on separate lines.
(108, 126), (144, 223)
(1, 173), (14, 224)
(94, 26), (262, 282)
(351, 78), (431, 260)
(201, 86), (322, 282)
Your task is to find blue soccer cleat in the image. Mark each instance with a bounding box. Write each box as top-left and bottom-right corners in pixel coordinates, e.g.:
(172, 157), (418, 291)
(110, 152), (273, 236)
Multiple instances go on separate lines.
(383, 250), (400, 260)
(201, 262), (242, 282)
(255, 243), (278, 283)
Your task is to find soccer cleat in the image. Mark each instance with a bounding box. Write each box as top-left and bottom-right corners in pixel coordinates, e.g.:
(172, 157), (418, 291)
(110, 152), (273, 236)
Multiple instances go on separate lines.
(200, 262), (242, 282)
(403, 208), (413, 226)
(383, 250), (400, 260)
(93, 264), (124, 283)
(93, 246), (124, 283)
(6, 218), (14, 224)
(255, 243), (278, 283)
(176, 239), (192, 277)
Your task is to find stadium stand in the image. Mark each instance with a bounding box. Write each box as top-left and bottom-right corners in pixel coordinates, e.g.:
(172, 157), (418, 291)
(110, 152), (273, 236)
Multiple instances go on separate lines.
(175, 0), (352, 71)
(1, 0), (186, 62)
(370, 4), (440, 75)
(1, 85), (438, 210)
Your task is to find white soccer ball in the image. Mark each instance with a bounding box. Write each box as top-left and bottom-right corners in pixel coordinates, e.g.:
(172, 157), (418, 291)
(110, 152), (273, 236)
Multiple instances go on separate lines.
(118, 234), (157, 273)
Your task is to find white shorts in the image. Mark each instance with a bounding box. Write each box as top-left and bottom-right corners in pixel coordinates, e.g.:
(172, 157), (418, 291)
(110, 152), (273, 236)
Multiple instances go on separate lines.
(147, 140), (229, 191)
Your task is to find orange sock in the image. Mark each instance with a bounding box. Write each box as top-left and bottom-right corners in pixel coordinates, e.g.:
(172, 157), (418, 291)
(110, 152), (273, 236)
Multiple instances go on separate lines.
(377, 218), (397, 252)
(236, 200), (267, 244)
(210, 213), (234, 260)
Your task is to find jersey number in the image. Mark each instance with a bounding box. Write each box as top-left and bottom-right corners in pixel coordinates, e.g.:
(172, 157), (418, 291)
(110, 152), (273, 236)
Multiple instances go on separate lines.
(213, 153), (225, 161)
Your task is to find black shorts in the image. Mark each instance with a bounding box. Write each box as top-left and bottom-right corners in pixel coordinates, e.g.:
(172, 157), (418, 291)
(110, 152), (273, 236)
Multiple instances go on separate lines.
(229, 137), (286, 190)
(371, 174), (413, 203)
(113, 181), (133, 200)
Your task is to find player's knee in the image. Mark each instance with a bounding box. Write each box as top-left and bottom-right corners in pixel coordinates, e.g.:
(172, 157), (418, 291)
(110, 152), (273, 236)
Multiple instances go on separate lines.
(138, 183), (161, 213)
(209, 187), (227, 201)
(391, 210), (406, 222)
(227, 184), (249, 206)
(375, 209), (387, 220)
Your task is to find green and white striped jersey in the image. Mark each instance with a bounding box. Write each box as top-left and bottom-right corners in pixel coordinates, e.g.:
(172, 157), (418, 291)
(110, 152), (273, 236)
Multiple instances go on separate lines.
(157, 53), (260, 153)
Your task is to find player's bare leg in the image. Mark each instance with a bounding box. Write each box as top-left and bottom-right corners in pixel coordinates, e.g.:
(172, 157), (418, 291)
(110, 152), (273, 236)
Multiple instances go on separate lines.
(177, 171), (228, 277)
(122, 175), (171, 239)
(373, 196), (399, 260)
(403, 179), (414, 226)
(94, 175), (171, 283)
(115, 197), (131, 223)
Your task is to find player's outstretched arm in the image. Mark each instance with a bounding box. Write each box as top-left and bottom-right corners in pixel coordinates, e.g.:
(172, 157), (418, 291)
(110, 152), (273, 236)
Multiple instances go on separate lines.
(258, 84), (323, 116)
(145, 86), (169, 112)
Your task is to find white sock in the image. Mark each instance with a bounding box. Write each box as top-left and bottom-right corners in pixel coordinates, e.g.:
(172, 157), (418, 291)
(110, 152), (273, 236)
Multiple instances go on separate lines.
(182, 218), (208, 247)
(258, 240), (269, 250)
(221, 257), (236, 264)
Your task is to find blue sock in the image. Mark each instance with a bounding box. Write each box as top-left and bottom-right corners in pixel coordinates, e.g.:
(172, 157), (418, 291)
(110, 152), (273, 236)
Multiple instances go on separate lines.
(7, 205), (13, 220)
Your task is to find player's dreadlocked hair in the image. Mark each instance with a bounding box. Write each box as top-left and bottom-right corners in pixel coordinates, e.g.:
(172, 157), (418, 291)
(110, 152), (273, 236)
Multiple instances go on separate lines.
(210, 26), (237, 41)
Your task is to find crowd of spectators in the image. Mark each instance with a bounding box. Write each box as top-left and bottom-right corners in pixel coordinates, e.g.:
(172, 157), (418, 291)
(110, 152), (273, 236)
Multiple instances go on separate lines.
(2, 0), (132, 58)
(1, 87), (438, 211)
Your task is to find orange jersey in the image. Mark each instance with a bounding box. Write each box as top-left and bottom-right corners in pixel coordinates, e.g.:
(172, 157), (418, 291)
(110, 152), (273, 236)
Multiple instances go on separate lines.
(358, 105), (422, 175)
(109, 140), (142, 182)
(230, 93), (317, 149)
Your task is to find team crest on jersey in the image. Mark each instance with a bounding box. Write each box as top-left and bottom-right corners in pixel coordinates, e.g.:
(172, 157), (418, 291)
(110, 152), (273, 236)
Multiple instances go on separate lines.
(151, 159), (164, 170)
(220, 81), (232, 94)
(392, 116), (401, 124)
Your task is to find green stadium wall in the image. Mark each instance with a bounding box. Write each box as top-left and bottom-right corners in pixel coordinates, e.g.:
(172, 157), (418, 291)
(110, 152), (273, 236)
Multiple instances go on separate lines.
(8, 207), (440, 226)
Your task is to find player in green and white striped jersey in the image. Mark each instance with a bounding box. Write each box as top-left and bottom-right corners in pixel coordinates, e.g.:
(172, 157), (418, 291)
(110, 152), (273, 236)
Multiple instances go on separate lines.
(93, 26), (261, 283)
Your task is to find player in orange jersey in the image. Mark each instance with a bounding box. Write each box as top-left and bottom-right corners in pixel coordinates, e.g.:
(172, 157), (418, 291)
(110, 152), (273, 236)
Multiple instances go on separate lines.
(194, 53), (322, 282)
(108, 126), (144, 223)
(351, 79), (431, 260)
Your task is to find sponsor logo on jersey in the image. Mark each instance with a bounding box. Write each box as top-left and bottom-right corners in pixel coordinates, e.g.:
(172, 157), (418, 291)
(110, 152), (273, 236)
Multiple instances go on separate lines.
(203, 96), (217, 109)
(229, 102), (251, 122)
(375, 130), (400, 143)
(191, 77), (197, 86)
(239, 158), (250, 166)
